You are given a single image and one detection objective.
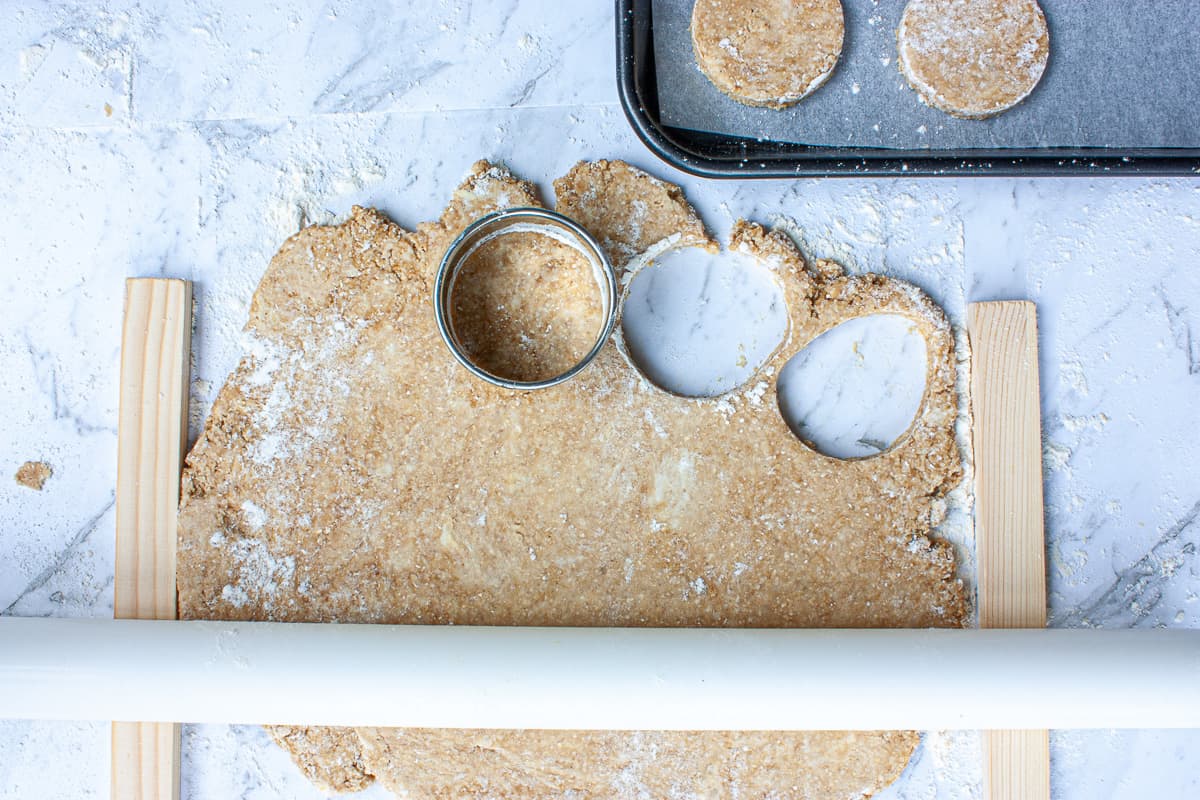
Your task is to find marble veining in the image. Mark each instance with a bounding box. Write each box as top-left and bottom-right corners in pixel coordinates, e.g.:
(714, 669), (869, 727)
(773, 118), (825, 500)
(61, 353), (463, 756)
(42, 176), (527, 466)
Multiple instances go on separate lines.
(2, 1), (1199, 798)
(621, 247), (788, 398)
(1055, 499), (1200, 629)
(777, 315), (928, 460)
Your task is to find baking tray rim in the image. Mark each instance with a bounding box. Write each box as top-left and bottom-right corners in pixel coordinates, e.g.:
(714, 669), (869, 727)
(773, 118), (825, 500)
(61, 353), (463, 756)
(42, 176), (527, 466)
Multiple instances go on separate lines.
(615, 0), (1200, 179)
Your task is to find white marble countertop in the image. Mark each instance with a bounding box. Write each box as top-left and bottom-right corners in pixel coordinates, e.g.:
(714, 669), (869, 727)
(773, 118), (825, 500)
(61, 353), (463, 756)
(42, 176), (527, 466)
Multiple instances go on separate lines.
(1, 1), (1198, 798)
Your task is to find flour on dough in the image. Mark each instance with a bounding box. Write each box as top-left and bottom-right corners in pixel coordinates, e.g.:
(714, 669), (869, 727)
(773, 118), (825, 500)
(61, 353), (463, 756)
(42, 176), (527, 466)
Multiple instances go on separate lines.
(691, 0), (845, 109)
(553, 159), (716, 268)
(267, 726), (374, 793)
(178, 159), (967, 797)
(357, 728), (918, 800)
(897, 0), (1050, 119)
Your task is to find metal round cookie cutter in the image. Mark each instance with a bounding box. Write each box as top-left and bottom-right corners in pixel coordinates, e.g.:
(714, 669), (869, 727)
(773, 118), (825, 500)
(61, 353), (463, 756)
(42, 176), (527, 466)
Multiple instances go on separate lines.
(434, 207), (618, 390)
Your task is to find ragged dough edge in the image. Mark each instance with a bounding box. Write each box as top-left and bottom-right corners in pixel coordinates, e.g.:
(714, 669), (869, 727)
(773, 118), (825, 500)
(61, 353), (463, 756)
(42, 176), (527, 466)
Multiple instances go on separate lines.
(610, 214), (965, 511)
(186, 160), (544, 794)
(245, 161), (543, 347)
(266, 725), (374, 794)
(184, 158), (965, 794)
(556, 165), (963, 515)
(603, 207), (813, 401)
(180, 165), (537, 517)
(715, 219), (967, 621)
(731, 222), (958, 468)
(731, 218), (968, 617)
(553, 159), (716, 274)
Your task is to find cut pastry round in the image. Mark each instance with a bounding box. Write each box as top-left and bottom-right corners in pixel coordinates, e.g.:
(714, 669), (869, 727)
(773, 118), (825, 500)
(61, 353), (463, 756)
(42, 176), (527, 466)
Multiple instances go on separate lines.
(897, 0), (1050, 119)
(691, 0), (845, 109)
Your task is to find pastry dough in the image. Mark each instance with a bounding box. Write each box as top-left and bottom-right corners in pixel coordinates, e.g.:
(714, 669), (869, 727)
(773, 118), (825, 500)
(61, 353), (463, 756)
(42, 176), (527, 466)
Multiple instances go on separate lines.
(356, 728), (919, 800)
(450, 227), (604, 383)
(178, 159), (967, 796)
(691, 0), (845, 109)
(897, 0), (1050, 119)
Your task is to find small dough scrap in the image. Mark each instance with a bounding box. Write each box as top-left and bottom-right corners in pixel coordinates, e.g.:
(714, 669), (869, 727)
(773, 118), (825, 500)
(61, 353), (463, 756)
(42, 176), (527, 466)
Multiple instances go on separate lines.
(554, 159), (716, 271)
(897, 0), (1050, 119)
(691, 0), (845, 109)
(357, 728), (919, 800)
(266, 726), (374, 794)
(15, 461), (52, 490)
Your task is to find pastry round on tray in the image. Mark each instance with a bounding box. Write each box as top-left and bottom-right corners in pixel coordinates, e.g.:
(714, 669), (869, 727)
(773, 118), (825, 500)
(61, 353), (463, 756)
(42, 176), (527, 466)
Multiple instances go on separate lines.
(897, 0), (1050, 119)
(691, 0), (845, 109)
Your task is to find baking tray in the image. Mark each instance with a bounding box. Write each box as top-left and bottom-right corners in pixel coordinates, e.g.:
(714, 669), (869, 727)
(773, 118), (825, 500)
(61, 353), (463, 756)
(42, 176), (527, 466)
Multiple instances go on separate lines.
(615, 0), (1200, 178)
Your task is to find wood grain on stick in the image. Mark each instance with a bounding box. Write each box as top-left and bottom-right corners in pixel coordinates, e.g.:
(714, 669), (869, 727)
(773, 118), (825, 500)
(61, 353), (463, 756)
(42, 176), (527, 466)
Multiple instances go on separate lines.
(970, 301), (1046, 629)
(983, 729), (1050, 800)
(113, 278), (191, 800)
(968, 301), (1049, 800)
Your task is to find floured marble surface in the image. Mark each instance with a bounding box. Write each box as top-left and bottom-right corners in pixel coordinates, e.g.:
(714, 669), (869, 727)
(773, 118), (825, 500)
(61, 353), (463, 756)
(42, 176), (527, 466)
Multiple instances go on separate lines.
(2, 1), (1200, 798)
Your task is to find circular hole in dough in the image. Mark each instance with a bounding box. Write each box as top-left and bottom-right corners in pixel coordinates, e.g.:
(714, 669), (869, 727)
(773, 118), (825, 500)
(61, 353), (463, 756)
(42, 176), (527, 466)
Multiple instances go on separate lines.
(621, 247), (787, 397)
(450, 227), (605, 384)
(777, 314), (928, 459)
(897, 0), (1050, 119)
(691, 0), (846, 109)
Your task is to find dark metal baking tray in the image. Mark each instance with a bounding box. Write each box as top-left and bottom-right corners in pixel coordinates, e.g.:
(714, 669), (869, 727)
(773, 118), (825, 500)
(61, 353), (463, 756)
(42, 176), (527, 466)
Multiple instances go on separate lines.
(615, 0), (1200, 178)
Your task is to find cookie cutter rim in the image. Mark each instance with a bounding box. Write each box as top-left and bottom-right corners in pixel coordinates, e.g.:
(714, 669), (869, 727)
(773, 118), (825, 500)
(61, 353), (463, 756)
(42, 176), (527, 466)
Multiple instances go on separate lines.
(434, 207), (619, 391)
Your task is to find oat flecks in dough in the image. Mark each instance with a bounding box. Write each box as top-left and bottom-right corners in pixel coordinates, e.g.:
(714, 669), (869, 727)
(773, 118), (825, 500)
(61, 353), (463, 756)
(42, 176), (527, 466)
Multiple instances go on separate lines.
(691, 0), (845, 109)
(897, 0), (1050, 119)
(357, 727), (919, 800)
(178, 158), (966, 796)
(267, 725), (374, 793)
(451, 229), (604, 383)
(554, 159), (715, 271)
(15, 460), (52, 490)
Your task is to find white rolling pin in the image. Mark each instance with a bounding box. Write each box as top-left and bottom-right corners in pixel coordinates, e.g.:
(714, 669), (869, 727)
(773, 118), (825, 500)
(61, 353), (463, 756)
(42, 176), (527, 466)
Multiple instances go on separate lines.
(1, 618), (1196, 730)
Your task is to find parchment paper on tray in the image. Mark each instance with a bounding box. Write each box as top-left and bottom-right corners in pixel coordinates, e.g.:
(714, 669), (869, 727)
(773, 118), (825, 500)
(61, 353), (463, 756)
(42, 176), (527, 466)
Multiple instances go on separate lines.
(652, 0), (1200, 150)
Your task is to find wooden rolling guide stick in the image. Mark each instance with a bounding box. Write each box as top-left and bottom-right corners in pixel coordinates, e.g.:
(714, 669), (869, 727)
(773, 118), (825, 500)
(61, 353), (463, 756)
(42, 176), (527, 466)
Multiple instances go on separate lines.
(113, 279), (192, 800)
(968, 301), (1050, 800)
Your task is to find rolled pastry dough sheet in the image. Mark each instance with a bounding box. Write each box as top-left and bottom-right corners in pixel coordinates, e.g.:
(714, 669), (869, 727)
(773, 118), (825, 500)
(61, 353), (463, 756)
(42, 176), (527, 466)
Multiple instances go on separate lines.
(178, 159), (967, 796)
